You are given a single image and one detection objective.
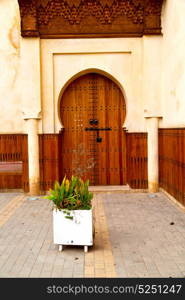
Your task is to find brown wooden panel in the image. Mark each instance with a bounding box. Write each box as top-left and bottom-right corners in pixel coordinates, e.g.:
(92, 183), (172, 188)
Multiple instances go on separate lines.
(60, 73), (126, 185)
(159, 128), (185, 206)
(0, 134), (28, 191)
(39, 134), (60, 191)
(22, 134), (29, 192)
(126, 132), (148, 189)
(18, 0), (163, 38)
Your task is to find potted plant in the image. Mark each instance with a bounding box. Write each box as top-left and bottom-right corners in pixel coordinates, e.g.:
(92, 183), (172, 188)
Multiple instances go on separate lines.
(45, 176), (93, 252)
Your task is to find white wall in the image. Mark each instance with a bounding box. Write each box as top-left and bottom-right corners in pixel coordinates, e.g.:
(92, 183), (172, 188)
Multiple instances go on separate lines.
(41, 35), (164, 133)
(0, 0), (24, 133)
(41, 38), (147, 133)
(160, 0), (185, 127)
(0, 0), (184, 134)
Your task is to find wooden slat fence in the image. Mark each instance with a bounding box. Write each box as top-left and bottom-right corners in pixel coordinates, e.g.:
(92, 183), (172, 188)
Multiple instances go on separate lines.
(159, 128), (185, 206)
(39, 132), (148, 191)
(39, 134), (60, 191)
(0, 134), (29, 191)
(126, 132), (148, 189)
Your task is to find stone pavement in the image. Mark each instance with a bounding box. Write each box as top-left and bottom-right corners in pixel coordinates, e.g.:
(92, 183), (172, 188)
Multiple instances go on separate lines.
(0, 191), (185, 278)
(103, 192), (185, 278)
(0, 193), (20, 210)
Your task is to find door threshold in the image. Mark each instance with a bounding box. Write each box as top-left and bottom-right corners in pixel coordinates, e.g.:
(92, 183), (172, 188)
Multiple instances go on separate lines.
(89, 185), (130, 192)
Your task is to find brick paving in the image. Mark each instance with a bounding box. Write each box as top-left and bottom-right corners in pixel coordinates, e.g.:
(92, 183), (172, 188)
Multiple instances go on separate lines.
(103, 192), (185, 278)
(0, 194), (25, 227)
(84, 196), (116, 278)
(0, 191), (185, 278)
(0, 193), (20, 210)
(0, 193), (115, 278)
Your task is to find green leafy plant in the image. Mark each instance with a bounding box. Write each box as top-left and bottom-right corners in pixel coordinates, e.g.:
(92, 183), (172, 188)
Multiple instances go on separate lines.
(44, 176), (93, 213)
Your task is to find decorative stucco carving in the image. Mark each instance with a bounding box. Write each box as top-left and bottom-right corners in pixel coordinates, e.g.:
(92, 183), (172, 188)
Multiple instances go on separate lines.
(37, 0), (144, 26)
(18, 0), (163, 38)
(18, 0), (38, 37)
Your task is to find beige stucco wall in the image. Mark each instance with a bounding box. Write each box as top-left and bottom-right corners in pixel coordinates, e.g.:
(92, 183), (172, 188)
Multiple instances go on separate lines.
(41, 38), (147, 133)
(0, 0), (24, 133)
(0, 0), (184, 134)
(40, 36), (163, 133)
(160, 0), (185, 127)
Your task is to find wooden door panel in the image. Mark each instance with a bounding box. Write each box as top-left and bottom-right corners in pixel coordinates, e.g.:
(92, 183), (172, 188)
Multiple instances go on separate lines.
(60, 73), (126, 185)
(91, 74), (126, 185)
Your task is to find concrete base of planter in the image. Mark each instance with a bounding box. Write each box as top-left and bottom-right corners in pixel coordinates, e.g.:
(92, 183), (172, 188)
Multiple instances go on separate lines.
(53, 209), (93, 252)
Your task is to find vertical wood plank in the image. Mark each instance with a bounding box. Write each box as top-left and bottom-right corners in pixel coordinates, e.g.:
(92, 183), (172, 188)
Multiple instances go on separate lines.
(126, 133), (148, 189)
(159, 128), (185, 206)
(0, 134), (28, 191)
(22, 134), (29, 192)
(39, 134), (60, 191)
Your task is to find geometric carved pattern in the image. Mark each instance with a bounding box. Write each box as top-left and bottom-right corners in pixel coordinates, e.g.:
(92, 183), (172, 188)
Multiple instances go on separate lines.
(18, 0), (163, 38)
(37, 0), (144, 26)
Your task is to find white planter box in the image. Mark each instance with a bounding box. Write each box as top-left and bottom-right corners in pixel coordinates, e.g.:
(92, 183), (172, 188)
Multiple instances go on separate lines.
(53, 209), (93, 252)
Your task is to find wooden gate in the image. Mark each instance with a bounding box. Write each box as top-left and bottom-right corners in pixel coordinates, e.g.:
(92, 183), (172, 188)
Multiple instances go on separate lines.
(126, 133), (148, 189)
(39, 134), (60, 191)
(60, 73), (126, 185)
(0, 134), (29, 191)
(159, 128), (185, 206)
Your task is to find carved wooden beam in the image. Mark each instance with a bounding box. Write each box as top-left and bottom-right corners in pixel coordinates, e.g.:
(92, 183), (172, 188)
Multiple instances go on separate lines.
(18, 0), (163, 38)
(144, 0), (163, 35)
(18, 0), (39, 37)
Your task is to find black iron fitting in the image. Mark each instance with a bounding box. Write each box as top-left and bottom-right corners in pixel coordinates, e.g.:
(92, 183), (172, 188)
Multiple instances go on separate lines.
(85, 127), (112, 131)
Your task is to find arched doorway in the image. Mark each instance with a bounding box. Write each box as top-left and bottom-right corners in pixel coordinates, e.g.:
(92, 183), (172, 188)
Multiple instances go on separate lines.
(59, 73), (126, 185)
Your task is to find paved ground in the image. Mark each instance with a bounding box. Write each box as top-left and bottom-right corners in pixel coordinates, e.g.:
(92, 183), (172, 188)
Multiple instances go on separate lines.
(103, 192), (185, 278)
(0, 191), (185, 278)
(0, 193), (20, 210)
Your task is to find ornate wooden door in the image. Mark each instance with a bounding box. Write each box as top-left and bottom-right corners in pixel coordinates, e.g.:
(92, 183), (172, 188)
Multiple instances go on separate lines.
(60, 73), (126, 185)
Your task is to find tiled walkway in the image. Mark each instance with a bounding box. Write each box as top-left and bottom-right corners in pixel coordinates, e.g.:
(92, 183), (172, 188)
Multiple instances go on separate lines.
(0, 193), (20, 210)
(103, 192), (185, 278)
(0, 191), (185, 278)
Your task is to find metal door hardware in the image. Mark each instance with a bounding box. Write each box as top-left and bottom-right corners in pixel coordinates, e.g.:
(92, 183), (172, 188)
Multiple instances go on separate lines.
(85, 127), (112, 143)
(96, 137), (102, 143)
(89, 119), (99, 125)
(85, 127), (112, 131)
